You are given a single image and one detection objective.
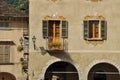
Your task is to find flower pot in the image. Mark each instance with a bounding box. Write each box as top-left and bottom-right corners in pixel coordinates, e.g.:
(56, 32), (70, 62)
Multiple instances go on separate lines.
(17, 45), (23, 52)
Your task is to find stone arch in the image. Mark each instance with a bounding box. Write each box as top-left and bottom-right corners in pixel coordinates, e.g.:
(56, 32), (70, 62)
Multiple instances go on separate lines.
(39, 59), (80, 80)
(87, 62), (120, 80)
(44, 61), (79, 80)
(0, 72), (16, 80)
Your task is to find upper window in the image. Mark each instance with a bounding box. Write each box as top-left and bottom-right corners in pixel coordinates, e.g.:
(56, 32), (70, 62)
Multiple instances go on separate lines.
(0, 22), (9, 28)
(42, 20), (68, 50)
(42, 20), (68, 39)
(84, 20), (107, 41)
(0, 45), (10, 63)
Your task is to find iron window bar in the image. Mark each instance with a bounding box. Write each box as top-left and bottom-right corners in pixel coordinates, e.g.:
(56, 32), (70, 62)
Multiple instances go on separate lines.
(47, 71), (78, 74)
(92, 72), (120, 74)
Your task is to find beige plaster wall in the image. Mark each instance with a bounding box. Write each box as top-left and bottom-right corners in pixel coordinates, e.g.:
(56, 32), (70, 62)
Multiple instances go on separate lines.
(0, 19), (28, 80)
(29, 0), (120, 51)
(29, 0), (120, 80)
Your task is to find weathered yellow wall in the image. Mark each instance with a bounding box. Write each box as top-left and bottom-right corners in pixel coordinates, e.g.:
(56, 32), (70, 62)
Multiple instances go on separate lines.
(29, 0), (120, 80)
(0, 19), (28, 80)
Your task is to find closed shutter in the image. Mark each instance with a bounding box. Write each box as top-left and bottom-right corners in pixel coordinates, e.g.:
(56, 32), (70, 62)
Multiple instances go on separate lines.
(0, 46), (4, 63)
(61, 20), (68, 38)
(0, 45), (10, 63)
(42, 20), (48, 39)
(4, 45), (10, 63)
(84, 20), (89, 40)
(101, 20), (107, 40)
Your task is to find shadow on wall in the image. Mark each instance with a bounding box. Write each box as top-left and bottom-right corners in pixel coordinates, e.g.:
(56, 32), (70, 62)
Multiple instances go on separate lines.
(47, 50), (73, 62)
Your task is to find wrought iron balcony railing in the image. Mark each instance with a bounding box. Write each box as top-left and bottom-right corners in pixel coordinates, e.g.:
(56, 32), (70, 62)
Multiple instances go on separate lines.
(46, 38), (68, 51)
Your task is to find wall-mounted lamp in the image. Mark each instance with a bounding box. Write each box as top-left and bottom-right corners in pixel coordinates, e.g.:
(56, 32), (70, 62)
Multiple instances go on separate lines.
(32, 36), (46, 53)
(19, 37), (23, 45)
(32, 36), (36, 50)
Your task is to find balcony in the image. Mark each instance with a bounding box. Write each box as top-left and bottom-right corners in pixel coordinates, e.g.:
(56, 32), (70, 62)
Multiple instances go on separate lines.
(45, 38), (68, 52)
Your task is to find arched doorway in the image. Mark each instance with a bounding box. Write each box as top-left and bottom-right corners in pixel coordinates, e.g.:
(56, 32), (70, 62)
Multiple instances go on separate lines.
(0, 72), (16, 80)
(88, 63), (120, 80)
(44, 61), (79, 80)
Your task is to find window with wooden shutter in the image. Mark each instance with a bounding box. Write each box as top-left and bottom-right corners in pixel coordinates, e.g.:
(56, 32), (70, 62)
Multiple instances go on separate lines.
(62, 20), (68, 38)
(0, 22), (9, 28)
(83, 20), (107, 41)
(0, 46), (4, 63)
(0, 45), (10, 63)
(42, 20), (48, 38)
(42, 19), (68, 50)
(4, 45), (10, 63)
(101, 21), (107, 40)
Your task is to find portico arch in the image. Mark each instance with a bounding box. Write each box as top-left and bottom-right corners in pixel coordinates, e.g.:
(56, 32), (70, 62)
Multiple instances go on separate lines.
(88, 62), (120, 80)
(0, 72), (16, 80)
(44, 61), (79, 80)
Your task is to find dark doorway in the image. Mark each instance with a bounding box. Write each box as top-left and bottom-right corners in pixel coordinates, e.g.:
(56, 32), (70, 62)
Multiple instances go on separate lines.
(0, 72), (16, 80)
(94, 71), (106, 80)
(88, 63), (120, 80)
(44, 61), (79, 80)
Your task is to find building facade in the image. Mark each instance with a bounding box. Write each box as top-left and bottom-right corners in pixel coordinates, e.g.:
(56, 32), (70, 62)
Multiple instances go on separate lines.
(0, 0), (29, 80)
(29, 0), (120, 80)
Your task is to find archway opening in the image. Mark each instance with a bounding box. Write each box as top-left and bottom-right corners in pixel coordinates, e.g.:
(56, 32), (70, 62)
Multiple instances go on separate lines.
(88, 63), (120, 80)
(0, 72), (16, 80)
(44, 61), (79, 80)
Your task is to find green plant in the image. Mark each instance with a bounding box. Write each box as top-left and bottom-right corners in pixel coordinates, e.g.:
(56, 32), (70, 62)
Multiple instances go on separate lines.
(17, 45), (23, 52)
(49, 42), (61, 47)
(20, 58), (28, 73)
(20, 57), (24, 64)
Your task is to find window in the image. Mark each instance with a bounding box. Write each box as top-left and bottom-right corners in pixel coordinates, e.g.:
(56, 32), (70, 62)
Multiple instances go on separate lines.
(84, 20), (107, 41)
(0, 45), (10, 63)
(42, 20), (68, 39)
(0, 22), (9, 28)
(42, 20), (68, 50)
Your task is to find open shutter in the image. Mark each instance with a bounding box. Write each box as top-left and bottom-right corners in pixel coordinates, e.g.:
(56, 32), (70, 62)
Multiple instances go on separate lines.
(42, 20), (48, 39)
(61, 20), (68, 38)
(84, 20), (89, 40)
(101, 20), (107, 40)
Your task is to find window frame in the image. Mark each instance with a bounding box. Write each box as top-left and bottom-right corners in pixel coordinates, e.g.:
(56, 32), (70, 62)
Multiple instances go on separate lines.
(0, 21), (10, 29)
(42, 20), (68, 39)
(84, 19), (107, 41)
(0, 45), (10, 64)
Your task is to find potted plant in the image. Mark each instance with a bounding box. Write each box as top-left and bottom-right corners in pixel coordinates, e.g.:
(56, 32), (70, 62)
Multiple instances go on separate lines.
(17, 45), (23, 52)
(20, 58), (28, 73)
(49, 42), (61, 50)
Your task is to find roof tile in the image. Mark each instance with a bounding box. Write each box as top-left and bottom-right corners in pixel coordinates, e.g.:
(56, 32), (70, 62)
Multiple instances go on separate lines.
(0, 0), (28, 17)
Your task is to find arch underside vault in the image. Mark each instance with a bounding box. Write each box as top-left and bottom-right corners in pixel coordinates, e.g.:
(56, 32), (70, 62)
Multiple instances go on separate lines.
(88, 63), (120, 80)
(0, 72), (16, 80)
(44, 61), (79, 80)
